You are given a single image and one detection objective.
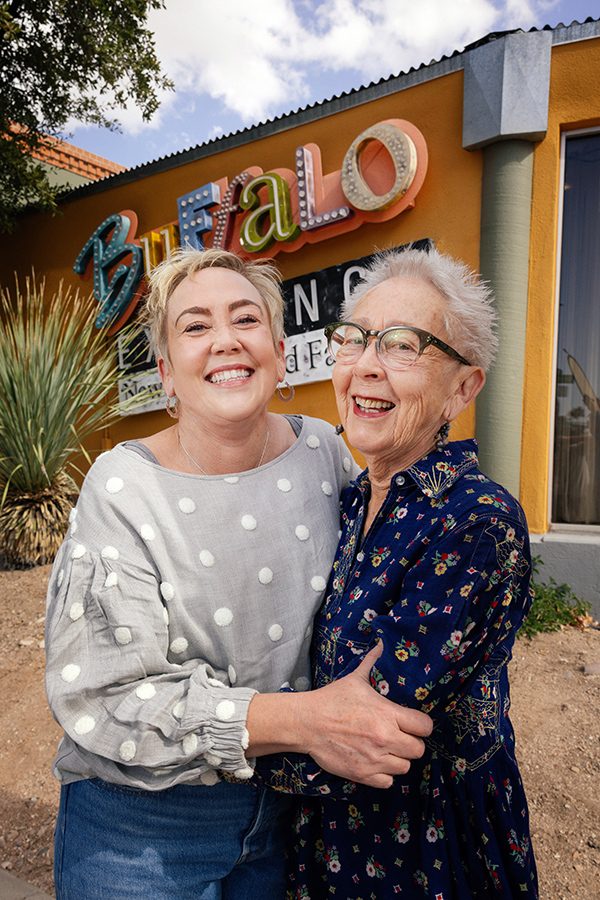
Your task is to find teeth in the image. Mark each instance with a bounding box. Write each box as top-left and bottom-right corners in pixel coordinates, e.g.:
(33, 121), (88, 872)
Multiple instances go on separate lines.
(355, 397), (394, 411)
(209, 369), (251, 384)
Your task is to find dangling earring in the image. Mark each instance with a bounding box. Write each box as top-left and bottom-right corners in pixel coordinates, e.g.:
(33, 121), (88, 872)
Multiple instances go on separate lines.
(166, 395), (180, 418)
(435, 421), (450, 452)
(276, 380), (295, 403)
(335, 424), (345, 435)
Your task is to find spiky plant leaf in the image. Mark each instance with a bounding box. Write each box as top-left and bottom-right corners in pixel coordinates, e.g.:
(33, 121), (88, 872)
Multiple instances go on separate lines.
(0, 273), (158, 566)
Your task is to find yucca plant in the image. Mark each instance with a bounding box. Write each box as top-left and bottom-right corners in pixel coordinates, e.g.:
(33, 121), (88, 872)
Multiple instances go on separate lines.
(0, 273), (156, 568)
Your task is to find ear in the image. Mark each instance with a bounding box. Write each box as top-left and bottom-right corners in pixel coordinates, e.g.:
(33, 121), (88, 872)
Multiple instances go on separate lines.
(275, 338), (287, 383)
(443, 366), (486, 423)
(157, 356), (174, 398)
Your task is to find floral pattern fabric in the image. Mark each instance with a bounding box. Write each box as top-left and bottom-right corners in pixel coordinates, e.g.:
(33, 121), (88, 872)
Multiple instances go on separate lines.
(255, 440), (538, 898)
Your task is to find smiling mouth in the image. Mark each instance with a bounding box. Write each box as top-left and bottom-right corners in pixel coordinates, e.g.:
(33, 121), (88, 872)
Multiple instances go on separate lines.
(354, 396), (395, 411)
(208, 368), (252, 384)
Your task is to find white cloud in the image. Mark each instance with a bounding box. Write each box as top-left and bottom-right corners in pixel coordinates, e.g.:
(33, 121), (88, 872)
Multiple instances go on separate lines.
(68, 0), (594, 148)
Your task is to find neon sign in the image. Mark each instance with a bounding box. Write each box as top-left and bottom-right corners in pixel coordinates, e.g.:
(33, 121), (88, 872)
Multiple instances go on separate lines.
(75, 118), (428, 329)
(73, 210), (145, 335)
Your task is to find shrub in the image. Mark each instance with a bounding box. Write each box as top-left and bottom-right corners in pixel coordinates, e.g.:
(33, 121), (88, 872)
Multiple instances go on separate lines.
(0, 273), (155, 567)
(519, 556), (593, 639)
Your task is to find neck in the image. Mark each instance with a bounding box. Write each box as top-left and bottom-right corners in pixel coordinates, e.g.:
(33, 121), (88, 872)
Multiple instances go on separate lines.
(177, 413), (271, 476)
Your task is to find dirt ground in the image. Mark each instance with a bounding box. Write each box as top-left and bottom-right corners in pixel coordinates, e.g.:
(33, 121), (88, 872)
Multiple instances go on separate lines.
(0, 565), (598, 898)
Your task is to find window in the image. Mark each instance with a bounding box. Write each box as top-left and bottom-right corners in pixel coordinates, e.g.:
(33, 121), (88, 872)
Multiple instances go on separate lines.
(552, 132), (600, 525)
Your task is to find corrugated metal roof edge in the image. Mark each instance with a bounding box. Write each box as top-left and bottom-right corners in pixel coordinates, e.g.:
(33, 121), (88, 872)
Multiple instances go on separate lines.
(54, 17), (600, 205)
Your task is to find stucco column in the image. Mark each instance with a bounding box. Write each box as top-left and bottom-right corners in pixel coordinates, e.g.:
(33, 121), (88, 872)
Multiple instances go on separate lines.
(462, 30), (552, 497)
(475, 140), (533, 494)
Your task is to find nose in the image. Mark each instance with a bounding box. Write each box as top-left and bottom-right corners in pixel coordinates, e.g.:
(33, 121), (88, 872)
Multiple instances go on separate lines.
(210, 322), (242, 354)
(352, 334), (384, 378)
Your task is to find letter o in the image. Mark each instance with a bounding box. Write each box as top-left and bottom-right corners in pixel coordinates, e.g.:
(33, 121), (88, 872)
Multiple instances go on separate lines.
(341, 122), (417, 211)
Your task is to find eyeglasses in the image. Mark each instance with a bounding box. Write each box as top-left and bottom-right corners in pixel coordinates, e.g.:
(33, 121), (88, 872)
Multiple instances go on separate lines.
(324, 322), (472, 370)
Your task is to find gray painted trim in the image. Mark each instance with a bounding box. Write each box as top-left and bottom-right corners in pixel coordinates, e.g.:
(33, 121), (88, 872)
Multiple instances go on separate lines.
(462, 31), (552, 149)
(530, 532), (600, 618)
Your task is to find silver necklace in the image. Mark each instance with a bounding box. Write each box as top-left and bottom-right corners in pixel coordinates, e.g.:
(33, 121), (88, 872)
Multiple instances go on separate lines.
(178, 427), (270, 476)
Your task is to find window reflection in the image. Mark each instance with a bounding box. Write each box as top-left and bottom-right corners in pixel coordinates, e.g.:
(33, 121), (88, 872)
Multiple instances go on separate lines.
(553, 134), (600, 525)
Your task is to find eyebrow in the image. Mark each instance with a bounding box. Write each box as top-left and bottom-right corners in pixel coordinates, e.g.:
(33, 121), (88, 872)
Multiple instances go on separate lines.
(174, 298), (261, 326)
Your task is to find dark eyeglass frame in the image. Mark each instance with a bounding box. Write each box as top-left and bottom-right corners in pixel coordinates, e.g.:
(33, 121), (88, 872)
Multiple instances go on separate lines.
(324, 322), (472, 369)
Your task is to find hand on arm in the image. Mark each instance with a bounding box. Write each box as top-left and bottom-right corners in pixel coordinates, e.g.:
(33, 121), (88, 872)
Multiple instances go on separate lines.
(246, 642), (432, 789)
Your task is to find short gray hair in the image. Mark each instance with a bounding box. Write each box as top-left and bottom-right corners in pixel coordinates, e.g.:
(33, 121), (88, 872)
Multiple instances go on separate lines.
(343, 244), (498, 372)
(140, 247), (285, 365)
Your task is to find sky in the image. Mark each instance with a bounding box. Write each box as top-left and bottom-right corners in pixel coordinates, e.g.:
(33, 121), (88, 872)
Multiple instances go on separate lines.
(68, 0), (600, 169)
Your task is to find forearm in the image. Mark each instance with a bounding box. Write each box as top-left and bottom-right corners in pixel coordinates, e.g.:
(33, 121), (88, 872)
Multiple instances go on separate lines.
(245, 646), (432, 788)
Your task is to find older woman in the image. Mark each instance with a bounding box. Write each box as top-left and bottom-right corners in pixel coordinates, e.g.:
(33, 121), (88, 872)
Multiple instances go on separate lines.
(45, 248), (431, 900)
(256, 245), (538, 898)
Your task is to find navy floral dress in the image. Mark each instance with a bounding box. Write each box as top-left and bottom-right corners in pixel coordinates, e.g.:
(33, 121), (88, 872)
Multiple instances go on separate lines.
(254, 440), (538, 898)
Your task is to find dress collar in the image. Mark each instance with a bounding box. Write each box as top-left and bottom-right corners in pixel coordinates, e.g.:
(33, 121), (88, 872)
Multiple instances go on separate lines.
(355, 439), (480, 501)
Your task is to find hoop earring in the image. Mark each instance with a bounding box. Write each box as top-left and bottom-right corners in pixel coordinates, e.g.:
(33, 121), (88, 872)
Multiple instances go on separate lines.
(276, 380), (295, 403)
(435, 421), (450, 452)
(166, 395), (180, 418)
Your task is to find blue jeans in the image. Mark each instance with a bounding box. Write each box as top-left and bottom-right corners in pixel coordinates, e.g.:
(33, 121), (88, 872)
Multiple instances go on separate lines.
(53, 777), (292, 899)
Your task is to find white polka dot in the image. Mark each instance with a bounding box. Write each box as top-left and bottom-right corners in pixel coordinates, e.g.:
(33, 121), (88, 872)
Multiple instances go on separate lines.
(105, 477), (124, 494)
(105, 572), (118, 588)
(306, 434), (320, 449)
(199, 549), (215, 567)
(170, 637), (188, 654)
(277, 478), (292, 492)
(69, 508), (77, 523)
(228, 665), (237, 685)
(268, 624), (283, 642)
(214, 607), (233, 627)
(224, 476), (239, 484)
(234, 765), (254, 780)
(321, 481), (333, 496)
(163, 607), (170, 625)
(311, 576), (327, 592)
(295, 525), (309, 541)
(205, 752), (222, 767)
(74, 715), (95, 735)
(115, 627), (132, 645)
(178, 497), (196, 514)
(201, 769), (220, 785)
(172, 700), (186, 719)
(294, 676), (310, 692)
(183, 733), (198, 755)
(140, 524), (155, 541)
(241, 514), (257, 531)
(72, 544), (86, 559)
(258, 567), (273, 584)
(61, 664), (81, 683)
(101, 546), (119, 560)
(119, 740), (136, 761)
(241, 728), (250, 750)
(343, 457), (351, 472)
(71, 520), (78, 534)
(57, 570), (64, 587)
(216, 700), (235, 721)
(160, 582), (174, 601)
(69, 602), (84, 621)
(136, 683), (156, 700)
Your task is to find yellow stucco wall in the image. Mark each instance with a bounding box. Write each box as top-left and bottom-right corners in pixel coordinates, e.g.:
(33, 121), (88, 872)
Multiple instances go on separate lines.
(521, 36), (600, 533)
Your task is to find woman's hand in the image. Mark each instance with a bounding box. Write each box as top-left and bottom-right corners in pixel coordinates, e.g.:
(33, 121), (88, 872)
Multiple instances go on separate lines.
(246, 642), (433, 788)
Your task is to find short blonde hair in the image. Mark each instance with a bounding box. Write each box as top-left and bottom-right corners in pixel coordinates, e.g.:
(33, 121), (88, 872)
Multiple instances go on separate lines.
(141, 247), (285, 364)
